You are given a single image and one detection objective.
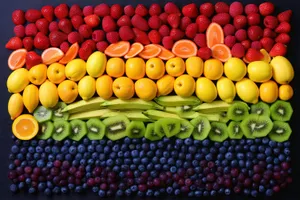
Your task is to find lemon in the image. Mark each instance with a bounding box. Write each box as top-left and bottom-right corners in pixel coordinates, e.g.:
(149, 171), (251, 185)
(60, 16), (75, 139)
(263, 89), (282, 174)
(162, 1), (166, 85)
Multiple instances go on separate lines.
(185, 56), (203, 78)
(86, 51), (107, 77)
(203, 58), (223, 80)
(28, 64), (47, 85)
(174, 75), (195, 97)
(65, 59), (86, 81)
(235, 78), (259, 104)
(78, 76), (96, 100)
(135, 78), (157, 101)
(8, 93), (23, 120)
(7, 68), (30, 93)
(270, 56), (294, 84)
(195, 77), (217, 103)
(96, 75), (113, 100)
(259, 80), (278, 103)
(106, 58), (125, 78)
(23, 84), (39, 113)
(224, 58), (247, 81)
(279, 84), (293, 101)
(39, 80), (59, 108)
(248, 61), (272, 83)
(125, 58), (146, 80)
(47, 63), (66, 84)
(216, 77), (236, 103)
(156, 75), (175, 96)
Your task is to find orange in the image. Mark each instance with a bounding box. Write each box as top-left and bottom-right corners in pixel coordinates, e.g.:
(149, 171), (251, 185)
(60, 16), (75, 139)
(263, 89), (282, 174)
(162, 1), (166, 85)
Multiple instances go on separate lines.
(104, 41), (130, 58)
(125, 58), (146, 80)
(211, 44), (232, 62)
(106, 58), (125, 78)
(279, 84), (293, 101)
(139, 44), (162, 59)
(155, 44), (175, 60)
(124, 42), (144, 59)
(112, 77), (135, 100)
(259, 80), (278, 103)
(206, 22), (224, 48)
(59, 42), (79, 64)
(203, 59), (224, 80)
(135, 78), (157, 101)
(171, 39), (197, 58)
(47, 63), (66, 84)
(8, 49), (27, 70)
(12, 114), (39, 140)
(243, 56), (251, 64)
(96, 75), (113, 100)
(41, 47), (65, 65)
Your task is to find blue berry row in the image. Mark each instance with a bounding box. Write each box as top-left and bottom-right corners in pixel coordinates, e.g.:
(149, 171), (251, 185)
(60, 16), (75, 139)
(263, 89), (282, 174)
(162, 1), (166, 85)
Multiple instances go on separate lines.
(8, 136), (292, 197)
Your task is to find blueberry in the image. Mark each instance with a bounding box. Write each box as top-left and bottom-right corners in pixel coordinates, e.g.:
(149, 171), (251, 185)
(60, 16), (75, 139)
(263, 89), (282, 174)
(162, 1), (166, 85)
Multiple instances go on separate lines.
(166, 187), (173, 194)
(10, 184), (18, 193)
(186, 153), (193, 160)
(137, 191), (144, 197)
(205, 153), (213, 161)
(284, 141), (290, 147)
(116, 190), (123, 196)
(259, 185), (265, 193)
(225, 152), (233, 160)
(104, 146), (111, 154)
(228, 146), (234, 152)
(273, 148), (280, 155)
(98, 190), (106, 197)
(262, 137), (269, 144)
(231, 160), (238, 167)
(203, 190), (209, 196)
(278, 154), (286, 162)
(195, 190), (202, 197)
(273, 158), (280, 164)
(284, 148), (290, 155)
(239, 160), (245, 167)
(266, 189), (273, 196)
(147, 163), (153, 170)
(269, 140), (277, 147)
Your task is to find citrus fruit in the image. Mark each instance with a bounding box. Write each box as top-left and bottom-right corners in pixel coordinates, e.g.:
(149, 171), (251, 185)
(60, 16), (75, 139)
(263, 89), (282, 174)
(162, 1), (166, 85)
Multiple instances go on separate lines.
(106, 58), (125, 78)
(96, 75), (113, 100)
(260, 49), (271, 63)
(156, 75), (175, 97)
(41, 47), (64, 65)
(78, 76), (96, 100)
(59, 42), (79, 64)
(146, 58), (165, 80)
(7, 68), (30, 93)
(135, 78), (157, 101)
(195, 77), (217, 103)
(270, 56), (294, 85)
(216, 77), (236, 103)
(224, 57), (247, 81)
(125, 58), (146, 80)
(185, 56), (203, 78)
(28, 64), (47, 85)
(65, 59), (86, 82)
(155, 44), (175, 60)
(259, 80), (279, 103)
(139, 44), (162, 59)
(104, 41), (130, 57)
(113, 77), (135, 100)
(206, 22), (224, 48)
(39, 80), (59, 108)
(235, 78), (259, 104)
(248, 61), (272, 83)
(171, 39), (197, 58)
(57, 80), (78, 104)
(165, 57), (185, 77)
(8, 49), (27, 70)
(203, 58), (224, 80)
(124, 42), (144, 59)
(279, 84), (293, 101)
(211, 43), (232, 62)
(22, 84), (39, 113)
(8, 93), (24, 120)
(174, 74), (196, 97)
(12, 114), (39, 140)
(86, 51), (107, 78)
(47, 63), (66, 84)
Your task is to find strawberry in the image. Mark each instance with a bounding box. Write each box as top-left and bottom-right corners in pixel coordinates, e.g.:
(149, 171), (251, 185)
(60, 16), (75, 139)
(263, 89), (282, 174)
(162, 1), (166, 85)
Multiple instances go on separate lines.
(34, 32), (50, 50)
(263, 28), (276, 38)
(119, 26), (135, 41)
(6, 37), (22, 50)
(231, 43), (245, 58)
(164, 2), (180, 14)
(167, 13), (180, 29)
(25, 9), (42, 23)
(102, 16), (117, 32)
(259, 2), (274, 16)
(58, 18), (72, 34)
(79, 24), (92, 38)
(41, 5), (54, 22)
(96, 41), (109, 52)
(223, 24), (235, 36)
(185, 23), (198, 39)
(196, 15), (211, 33)
(170, 28), (184, 41)
(49, 21), (59, 32)
(233, 15), (247, 29)
(197, 47), (212, 60)
(215, 2), (229, 13)
(148, 30), (162, 44)
(49, 31), (67, 47)
(54, 4), (69, 19)
(269, 43), (287, 56)
(277, 10), (292, 22)
(110, 4), (123, 19)
(94, 3), (110, 17)
(194, 33), (206, 48)
(260, 37), (274, 52)
(148, 15), (162, 30)
(247, 25), (263, 41)
(106, 31), (119, 43)
(229, 1), (243, 17)
(149, 3), (162, 16)
(180, 16), (192, 31)
(83, 6), (94, 17)
(245, 48), (264, 62)
(92, 30), (105, 42)
(35, 18), (49, 35)
(14, 25), (25, 38)
(275, 33), (291, 44)
(132, 28), (150, 45)
(25, 23), (38, 37)
(224, 35), (236, 48)
(79, 45), (93, 60)
(263, 16), (278, 29)
(245, 4), (258, 15)
(241, 40), (251, 50)
(235, 29), (247, 41)
(71, 15), (84, 30)
(69, 4), (83, 18)
(26, 51), (42, 69)
(117, 15), (132, 27)
(251, 41), (262, 50)
(158, 25), (170, 37)
(82, 39), (96, 51)
(124, 5), (135, 17)
(159, 13), (169, 24)
(131, 14), (149, 31)
(12, 10), (25, 25)
(182, 3), (198, 18)
(212, 13), (231, 26)
(84, 15), (100, 28)
(68, 31), (83, 44)
(23, 37), (34, 51)
(199, 3), (214, 17)
(162, 36), (174, 50)
(275, 22), (291, 33)
(60, 41), (70, 53)
(135, 4), (148, 17)
(247, 13), (261, 26)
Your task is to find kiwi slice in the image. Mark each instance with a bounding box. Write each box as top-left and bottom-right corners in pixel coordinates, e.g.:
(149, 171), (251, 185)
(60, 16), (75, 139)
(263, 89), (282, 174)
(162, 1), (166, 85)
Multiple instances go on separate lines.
(228, 121), (243, 139)
(86, 118), (106, 140)
(268, 121), (292, 142)
(102, 115), (130, 140)
(209, 122), (229, 142)
(155, 118), (181, 138)
(219, 112), (230, 123)
(145, 123), (163, 141)
(52, 102), (69, 121)
(37, 121), (54, 140)
(52, 120), (71, 141)
(227, 101), (249, 121)
(69, 119), (88, 141)
(33, 106), (53, 123)
(126, 121), (146, 138)
(241, 114), (273, 138)
(176, 120), (194, 139)
(251, 101), (270, 117)
(270, 100), (293, 121)
(190, 116), (211, 140)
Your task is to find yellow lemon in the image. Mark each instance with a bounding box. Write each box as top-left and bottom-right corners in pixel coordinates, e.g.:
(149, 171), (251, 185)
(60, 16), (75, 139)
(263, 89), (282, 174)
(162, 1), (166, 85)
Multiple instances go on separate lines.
(106, 57), (125, 78)
(270, 56), (294, 84)
(165, 57), (185, 77)
(195, 77), (217, 103)
(174, 74), (195, 97)
(279, 84), (293, 101)
(135, 78), (157, 101)
(39, 80), (59, 108)
(235, 78), (259, 104)
(7, 68), (30, 93)
(125, 58), (146, 80)
(113, 77), (135, 100)
(146, 58), (165, 80)
(259, 80), (278, 103)
(203, 58), (223, 80)
(86, 51), (107, 77)
(47, 63), (66, 84)
(22, 84), (39, 113)
(248, 61), (272, 83)
(65, 59), (86, 81)
(96, 75), (113, 100)
(8, 93), (24, 120)
(156, 75), (175, 96)
(78, 76), (96, 100)
(28, 64), (47, 85)
(216, 77), (236, 103)
(224, 57), (247, 81)
(185, 56), (203, 78)
(57, 80), (78, 104)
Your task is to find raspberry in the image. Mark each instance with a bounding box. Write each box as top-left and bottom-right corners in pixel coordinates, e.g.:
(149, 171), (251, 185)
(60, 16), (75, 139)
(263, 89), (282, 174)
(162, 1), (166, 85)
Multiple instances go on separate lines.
(229, 1), (243, 17)
(92, 30), (105, 42)
(14, 25), (25, 38)
(241, 40), (251, 50)
(60, 41), (70, 53)
(264, 16), (278, 29)
(263, 28), (276, 38)
(12, 10), (25, 25)
(78, 24), (92, 38)
(159, 12), (169, 24)
(69, 4), (83, 18)
(79, 46), (92, 60)
(94, 3), (110, 17)
(96, 41), (109, 52)
(83, 6), (94, 16)
(231, 43), (245, 58)
(225, 35), (236, 48)
(106, 31), (119, 43)
(199, 2), (214, 17)
(158, 25), (170, 37)
(247, 13), (261, 26)
(196, 15), (211, 33)
(233, 15), (247, 29)
(71, 15), (84, 30)
(235, 29), (247, 41)
(170, 28), (184, 41)
(259, 2), (275, 16)
(102, 16), (117, 32)
(180, 16), (192, 31)
(110, 4), (123, 19)
(68, 31), (83, 44)
(245, 4), (258, 15)
(197, 47), (212, 60)
(212, 13), (231, 26)
(194, 33), (206, 47)
(148, 15), (162, 30)
(25, 23), (38, 37)
(49, 21), (59, 32)
(248, 26), (263, 41)
(251, 41), (262, 50)
(82, 39), (96, 51)
(185, 23), (198, 39)
(223, 24), (236, 36)
(148, 30), (162, 44)
(119, 26), (135, 41)
(215, 2), (229, 13)
(162, 36), (174, 50)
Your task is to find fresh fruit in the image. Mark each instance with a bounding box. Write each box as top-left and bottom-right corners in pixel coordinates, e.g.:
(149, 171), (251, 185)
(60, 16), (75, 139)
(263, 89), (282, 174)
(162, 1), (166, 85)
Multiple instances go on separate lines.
(195, 77), (217, 103)
(7, 68), (29, 93)
(206, 22), (224, 48)
(203, 58), (223, 80)
(135, 78), (157, 101)
(126, 121), (146, 138)
(69, 109), (111, 120)
(33, 106), (53, 123)
(247, 61), (272, 83)
(86, 118), (106, 140)
(106, 58), (125, 78)
(260, 49), (271, 63)
(78, 76), (96, 100)
(143, 110), (182, 120)
(165, 57), (185, 77)
(8, 93), (24, 120)
(156, 44), (175, 60)
(223, 57), (246, 81)
(193, 100), (231, 112)
(125, 58), (146, 80)
(156, 75), (175, 96)
(57, 80), (78, 104)
(228, 121), (243, 139)
(227, 101), (250, 121)
(101, 98), (162, 110)
(86, 51), (107, 78)
(216, 77), (236, 103)
(155, 118), (181, 138)
(172, 39), (197, 58)
(101, 110), (151, 122)
(190, 116), (211, 140)
(39, 80), (59, 108)
(251, 101), (271, 117)
(104, 41), (130, 57)
(279, 84), (293, 100)
(28, 64), (47, 85)
(69, 119), (88, 141)
(259, 80), (279, 103)
(268, 121), (292, 142)
(245, 48), (264, 62)
(139, 44), (162, 59)
(5, 36), (23, 50)
(211, 44), (232, 62)
(235, 78), (259, 104)
(155, 95), (201, 107)
(41, 47), (64, 65)
(124, 42), (144, 59)
(270, 100), (293, 121)
(185, 56), (203, 78)
(8, 49), (27, 70)
(12, 114), (39, 140)
(241, 114), (273, 138)
(174, 74), (195, 97)
(37, 121), (54, 140)
(62, 97), (105, 114)
(22, 84), (39, 113)
(65, 58), (86, 82)
(145, 58), (165, 80)
(47, 63), (66, 84)
(103, 115), (130, 140)
(52, 120), (71, 141)
(176, 119), (194, 139)
(145, 123), (163, 141)
(52, 102), (69, 121)
(270, 56), (294, 84)
(96, 75), (113, 100)
(112, 77), (135, 100)
(209, 122), (229, 142)
(59, 42), (79, 64)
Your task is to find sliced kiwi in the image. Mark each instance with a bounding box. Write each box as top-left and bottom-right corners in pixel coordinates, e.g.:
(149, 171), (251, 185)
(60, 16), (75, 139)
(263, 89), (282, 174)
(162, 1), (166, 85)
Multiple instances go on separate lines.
(190, 116), (211, 140)
(219, 112), (230, 123)
(155, 118), (181, 138)
(52, 120), (71, 141)
(37, 121), (54, 140)
(52, 102), (69, 121)
(209, 122), (229, 142)
(126, 121), (146, 138)
(227, 101), (249, 121)
(86, 118), (106, 140)
(228, 121), (243, 139)
(268, 121), (292, 142)
(102, 115), (130, 140)
(33, 106), (53, 123)
(69, 119), (88, 141)
(176, 120), (194, 139)
(251, 101), (270, 117)
(145, 123), (163, 141)
(270, 100), (293, 121)
(241, 114), (273, 138)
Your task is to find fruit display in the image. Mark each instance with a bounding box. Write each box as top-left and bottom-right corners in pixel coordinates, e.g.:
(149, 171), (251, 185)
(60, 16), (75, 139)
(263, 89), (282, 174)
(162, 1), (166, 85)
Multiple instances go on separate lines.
(5, 1), (294, 198)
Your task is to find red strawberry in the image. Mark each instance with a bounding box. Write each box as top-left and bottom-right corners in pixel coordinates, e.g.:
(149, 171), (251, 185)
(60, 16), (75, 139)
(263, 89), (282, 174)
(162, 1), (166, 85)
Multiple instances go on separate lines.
(119, 26), (135, 41)
(158, 25), (170, 37)
(131, 14), (149, 31)
(102, 16), (117, 32)
(94, 3), (110, 17)
(212, 13), (231, 26)
(148, 15), (162, 30)
(245, 4), (258, 15)
(247, 13), (261, 26)
(135, 4), (148, 17)
(12, 10), (25, 25)
(96, 41), (109, 52)
(182, 3), (198, 18)
(78, 24), (93, 38)
(229, 1), (243, 17)
(82, 39), (96, 51)
(215, 2), (229, 13)
(92, 30), (105, 42)
(110, 4), (123, 19)
(71, 15), (84, 30)
(106, 31), (119, 43)
(170, 28), (185, 41)
(235, 29), (247, 41)
(251, 41), (262, 50)
(34, 32), (50, 50)
(132, 28), (150, 45)
(83, 6), (94, 17)
(194, 33), (206, 48)
(69, 4), (82, 18)
(79, 45), (93, 60)
(231, 43), (245, 58)
(197, 47), (212, 60)
(277, 10), (292, 22)
(23, 37), (33, 51)
(149, 3), (162, 16)
(14, 25), (25, 38)
(49, 21), (59, 32)
(196, 15), (211, 33)
(68, 31), (83, 44)
(6, 37), (22, 50)
(269, 43), (287, 56)
(159, 12), (169, 24)
(49, 31), (67, 47)
(35, 18), (49, 35)
(84, 15), (100, 28)
(180, 16), (192, 31)
(25, 9), (42, 23)
(241, 40), (251, 50)
(263, 16), (278, 29)
(117, 15), (132, 27)
(259, 2), (274, 16)
(185, 23), (198, 39)
(25, 23), (38, 37)
(162, 36), (174, 50)
(223, 24), (235, 36)
(26, 51), (42, 69)
(167, 13), (180, 29)
(260, 37), (274, 52)
(124, 5), (135, 17)
(199, 3), (214, 17)
(245, 48), (264, 62)
(54, 4), (69, 19)
(247, 25), (263, 41)
(263, 28), (276, 38)
(164, 2), (180, 14)
(58, 18), (72, 34)
(60, 42), (70, 53)
(41, 5), (54, 22)
(148, 30), (162, 44)
(224, 35), (236, 48)
(233, 15), (247, 29)
(275, 33), (291, 44)
(275, 22), (291, 33)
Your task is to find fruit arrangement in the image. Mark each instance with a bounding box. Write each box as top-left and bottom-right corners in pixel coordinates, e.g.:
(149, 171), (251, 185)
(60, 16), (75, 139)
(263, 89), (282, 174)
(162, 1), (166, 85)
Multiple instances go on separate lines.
(5, 1), (294, 197)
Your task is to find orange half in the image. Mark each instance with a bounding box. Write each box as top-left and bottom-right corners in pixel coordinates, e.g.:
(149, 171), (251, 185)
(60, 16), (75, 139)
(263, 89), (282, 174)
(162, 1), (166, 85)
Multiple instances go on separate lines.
(138, 44), (162, 59)
(155, 44), (175, 60)
(59, 43), (79, 64)
(42, 47), (65, 65)
(211, 44), (232, 62)
(124, 42), (144, 59)
(8, 49), (27, 70)
(206, 22), (224, 48)
(12, 114), (39, 140)
(104, 41), (130, 58)
(172, 39), (197, 59)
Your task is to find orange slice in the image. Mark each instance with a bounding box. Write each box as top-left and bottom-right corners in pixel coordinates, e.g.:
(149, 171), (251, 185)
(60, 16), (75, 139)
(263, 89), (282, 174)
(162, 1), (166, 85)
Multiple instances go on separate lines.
(155, 44), (175, 60)
(138, 44), (162, 59)
(104, 41), (130, 58)
(124, 42), (144, 59)
(59, 43), (79, 64)
(260, 49), (271, 63)
(243, 56), (251, 64)
(172, 39), (197, 58)
(41, 47), (64, 65)
(211, 44), (232, 62)
(8, 49), (27, 70)
(12, 114), (39, 140)
(206, 22), (224, 48)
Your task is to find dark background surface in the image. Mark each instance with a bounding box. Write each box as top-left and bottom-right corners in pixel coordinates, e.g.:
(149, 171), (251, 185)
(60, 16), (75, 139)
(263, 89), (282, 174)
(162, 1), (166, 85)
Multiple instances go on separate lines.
(0, 0), (299, 199)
